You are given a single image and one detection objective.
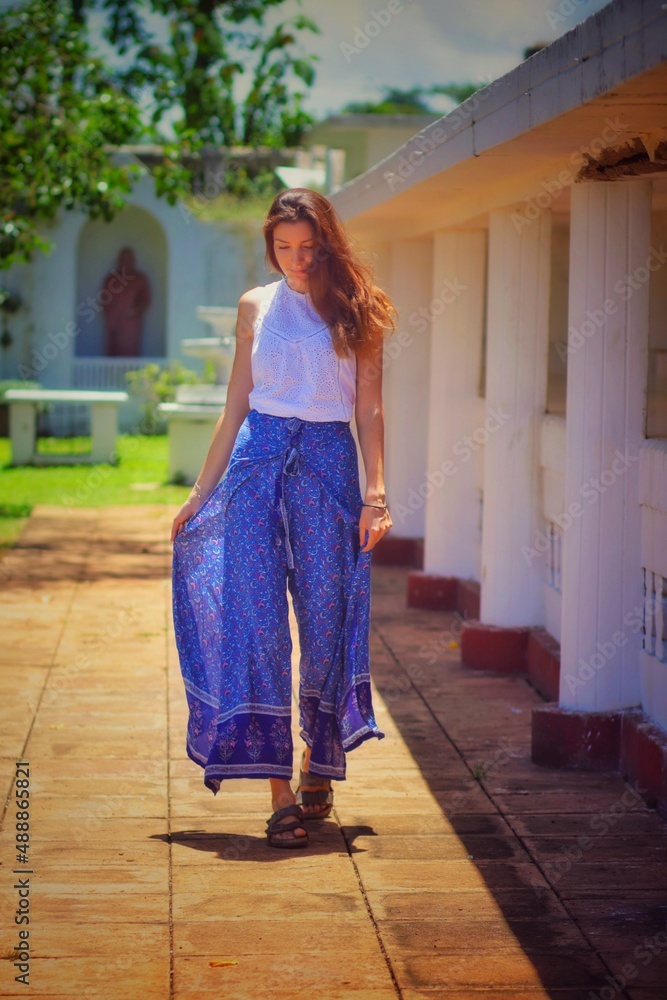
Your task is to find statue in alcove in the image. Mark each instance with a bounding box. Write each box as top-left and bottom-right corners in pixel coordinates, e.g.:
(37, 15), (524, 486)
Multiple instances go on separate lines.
(101, 247), (152, 357)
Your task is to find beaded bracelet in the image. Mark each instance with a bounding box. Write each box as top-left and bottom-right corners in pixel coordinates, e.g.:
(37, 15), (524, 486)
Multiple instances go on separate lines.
(192, 481), (213, 501)
(362, 502), (388, 510)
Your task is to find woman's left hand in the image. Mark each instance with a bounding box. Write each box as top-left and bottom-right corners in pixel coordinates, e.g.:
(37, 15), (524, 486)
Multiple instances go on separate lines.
(359, 504), (392, 553)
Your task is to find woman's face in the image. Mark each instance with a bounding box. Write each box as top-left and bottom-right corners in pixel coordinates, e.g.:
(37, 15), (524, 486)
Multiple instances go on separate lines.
(273, 220), (316, 287)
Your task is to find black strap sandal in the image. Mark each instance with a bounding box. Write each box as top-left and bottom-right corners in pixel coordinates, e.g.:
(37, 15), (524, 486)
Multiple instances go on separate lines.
(295, 756), (334, 820)
(265, 804), (309, 849)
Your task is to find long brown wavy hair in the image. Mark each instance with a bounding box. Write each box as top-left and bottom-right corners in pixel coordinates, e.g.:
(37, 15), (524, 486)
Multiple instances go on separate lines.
(262, 188), (397, 362)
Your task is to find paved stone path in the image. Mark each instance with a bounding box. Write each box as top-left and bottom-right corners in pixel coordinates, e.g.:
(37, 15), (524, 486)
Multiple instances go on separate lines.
(0, 505), (665, 999)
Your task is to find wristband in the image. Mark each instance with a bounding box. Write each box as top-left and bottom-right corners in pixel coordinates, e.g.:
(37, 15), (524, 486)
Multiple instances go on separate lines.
(192, 481), (212, 501)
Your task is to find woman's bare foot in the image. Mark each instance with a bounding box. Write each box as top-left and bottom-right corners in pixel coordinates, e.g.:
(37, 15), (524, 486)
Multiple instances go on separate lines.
(296, 746), (333, 819)
(268, 778), (308, 843)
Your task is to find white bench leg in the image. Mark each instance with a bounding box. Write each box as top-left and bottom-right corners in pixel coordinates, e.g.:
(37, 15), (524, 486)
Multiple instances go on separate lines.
(90, 403), (119, 464)
(9, 402), (36, 465)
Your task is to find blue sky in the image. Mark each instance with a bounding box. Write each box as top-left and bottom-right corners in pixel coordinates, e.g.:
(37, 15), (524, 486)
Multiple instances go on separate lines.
(283, 0), (613, 116)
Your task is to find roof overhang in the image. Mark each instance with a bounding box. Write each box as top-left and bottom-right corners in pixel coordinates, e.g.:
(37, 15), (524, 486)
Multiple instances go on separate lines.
(329, 0), (667, 242)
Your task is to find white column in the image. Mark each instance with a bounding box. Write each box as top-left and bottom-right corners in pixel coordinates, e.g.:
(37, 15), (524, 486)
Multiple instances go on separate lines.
(480, 206), (551, 626)
(559, 181), (652, 712)
(382, 238), (433, 539)
(424, 230), (486, 580)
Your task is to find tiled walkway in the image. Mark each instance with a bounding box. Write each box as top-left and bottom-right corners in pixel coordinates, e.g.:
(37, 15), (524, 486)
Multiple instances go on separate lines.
(1, 505), (666, 999)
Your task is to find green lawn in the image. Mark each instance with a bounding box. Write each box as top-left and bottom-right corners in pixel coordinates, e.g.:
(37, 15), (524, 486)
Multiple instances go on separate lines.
(0, 504), (30, 556)
(0, 435), (191, 554)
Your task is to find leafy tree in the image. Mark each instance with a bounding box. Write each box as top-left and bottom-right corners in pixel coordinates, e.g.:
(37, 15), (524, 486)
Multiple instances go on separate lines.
(429, 82), (488, 105)
(0, 0), (196, 270)
(342, 82), (489, 116)
(343, 87), (434, 116)
(76, 0), (320, 148)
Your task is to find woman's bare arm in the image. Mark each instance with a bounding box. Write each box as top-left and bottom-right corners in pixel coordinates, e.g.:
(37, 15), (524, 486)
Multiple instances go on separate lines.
(191, 290), (259, 492)
(170, 289), (259, 540)
(354, 339), (392, 551)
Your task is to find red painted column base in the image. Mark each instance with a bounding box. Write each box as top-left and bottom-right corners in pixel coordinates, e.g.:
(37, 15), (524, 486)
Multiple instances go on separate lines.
(532, 705), (622, 771)
(457, 579), (481, 619)
(532, 704), (667, 819)
(460, 620), (531, 673)
(621, 710), (667, 817)
(406, 572), (480, 617)
(407, 573), (458, 611)
(406, 575), (557, 682)
(527, 629), (561, 702)
(371, 536), (423, 568)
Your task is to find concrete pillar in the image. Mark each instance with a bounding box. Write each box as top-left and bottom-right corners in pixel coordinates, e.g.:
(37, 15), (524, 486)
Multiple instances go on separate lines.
(423, 230), (486, 580)
(558, 181), (652, 712)
(90, 402), (120, 464)
(8, 402), (35, 465)
(479, 206), (551, 627)
(383, 238), (433, 540)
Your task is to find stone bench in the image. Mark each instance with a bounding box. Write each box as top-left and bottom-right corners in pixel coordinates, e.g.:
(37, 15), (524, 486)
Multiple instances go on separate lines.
(157, 393), (226, 485)
(5, 389), (128, 465)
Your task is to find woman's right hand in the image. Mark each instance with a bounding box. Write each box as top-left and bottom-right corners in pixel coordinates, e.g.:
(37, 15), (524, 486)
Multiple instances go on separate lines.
(171, 496), (204, 543)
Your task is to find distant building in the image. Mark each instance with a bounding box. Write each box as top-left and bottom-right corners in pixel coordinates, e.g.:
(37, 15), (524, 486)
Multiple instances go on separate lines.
(304, 114), (441, 186)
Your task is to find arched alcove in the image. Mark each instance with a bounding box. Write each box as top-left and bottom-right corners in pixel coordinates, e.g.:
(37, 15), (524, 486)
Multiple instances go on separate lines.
(75, 204), (168, 358)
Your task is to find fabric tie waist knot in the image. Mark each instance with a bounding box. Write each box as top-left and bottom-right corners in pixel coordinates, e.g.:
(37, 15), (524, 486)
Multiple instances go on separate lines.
(275, 419), (304, 569)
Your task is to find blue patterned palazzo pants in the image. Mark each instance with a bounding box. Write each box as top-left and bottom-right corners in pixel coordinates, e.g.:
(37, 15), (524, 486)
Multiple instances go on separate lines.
(171, 408), (385, 794)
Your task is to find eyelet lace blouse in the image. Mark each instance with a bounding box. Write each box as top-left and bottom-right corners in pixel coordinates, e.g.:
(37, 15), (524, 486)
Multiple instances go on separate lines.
(247, 276), (357, 422)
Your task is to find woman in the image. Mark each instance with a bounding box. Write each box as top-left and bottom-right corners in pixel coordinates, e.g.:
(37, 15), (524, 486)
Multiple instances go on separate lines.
(170, 188), (396, 848)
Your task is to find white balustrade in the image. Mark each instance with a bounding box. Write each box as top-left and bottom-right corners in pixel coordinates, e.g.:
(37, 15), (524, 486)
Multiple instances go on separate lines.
(72, 357), (166, 391)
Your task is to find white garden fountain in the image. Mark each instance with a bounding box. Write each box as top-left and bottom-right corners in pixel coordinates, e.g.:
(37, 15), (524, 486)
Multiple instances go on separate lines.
(158, 305), (237, 484)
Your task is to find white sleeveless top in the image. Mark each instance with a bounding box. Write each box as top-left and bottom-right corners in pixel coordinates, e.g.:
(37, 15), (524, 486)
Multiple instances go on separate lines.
(248, 276), (357, 422)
